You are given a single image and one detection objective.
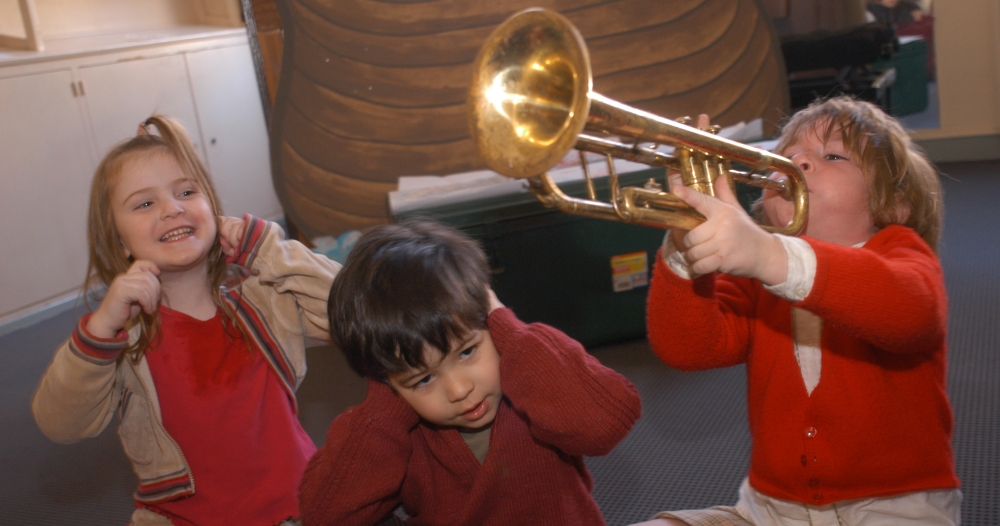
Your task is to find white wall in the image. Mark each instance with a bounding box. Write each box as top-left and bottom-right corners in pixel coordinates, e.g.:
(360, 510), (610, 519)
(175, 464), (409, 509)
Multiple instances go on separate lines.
(0, 0), (241, 41)
(32, 0), (196, 37)
(912, 0), (1000, 152)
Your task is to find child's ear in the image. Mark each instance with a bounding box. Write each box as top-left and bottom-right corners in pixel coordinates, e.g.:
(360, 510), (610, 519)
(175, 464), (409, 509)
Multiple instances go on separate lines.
(892, 193), (912, 224)
(119, 239), (131, 259)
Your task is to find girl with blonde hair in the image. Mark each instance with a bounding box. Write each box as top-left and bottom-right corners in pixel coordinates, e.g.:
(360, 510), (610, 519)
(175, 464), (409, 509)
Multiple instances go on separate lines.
(32, 116), (340, 526)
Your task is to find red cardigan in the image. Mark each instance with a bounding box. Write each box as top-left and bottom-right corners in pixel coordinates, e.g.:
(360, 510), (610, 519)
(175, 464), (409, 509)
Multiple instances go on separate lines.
(647, 225), (959, 505)
(299, 308), (641, 526)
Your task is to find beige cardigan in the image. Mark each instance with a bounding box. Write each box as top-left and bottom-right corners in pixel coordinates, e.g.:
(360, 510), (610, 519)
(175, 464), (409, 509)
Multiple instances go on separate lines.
(31, 217), (340, 503)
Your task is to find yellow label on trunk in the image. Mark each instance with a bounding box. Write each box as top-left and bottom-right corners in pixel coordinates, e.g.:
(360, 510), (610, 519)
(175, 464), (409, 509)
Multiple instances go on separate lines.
(610, 251), (649, 292)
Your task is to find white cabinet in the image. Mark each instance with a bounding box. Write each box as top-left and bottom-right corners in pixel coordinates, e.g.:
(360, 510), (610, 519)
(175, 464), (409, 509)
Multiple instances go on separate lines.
(0, 69), (97, 318)
(0, 30), (279, 321)
(77, 53), (205, 159)
(186, 44), (278, 218)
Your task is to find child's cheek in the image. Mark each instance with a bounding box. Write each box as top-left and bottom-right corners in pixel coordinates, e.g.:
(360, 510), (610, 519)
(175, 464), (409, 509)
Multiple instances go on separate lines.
(762, 191), (794, 228)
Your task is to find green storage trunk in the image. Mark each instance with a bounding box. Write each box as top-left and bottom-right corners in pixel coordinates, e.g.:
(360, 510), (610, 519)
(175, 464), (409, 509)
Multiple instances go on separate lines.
(874, 38), (929, 117)
(391, 168), (669, 348)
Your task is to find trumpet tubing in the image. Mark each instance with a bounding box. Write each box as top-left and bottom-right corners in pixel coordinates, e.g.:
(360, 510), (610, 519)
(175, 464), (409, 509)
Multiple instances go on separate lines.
(467, 8), (808, 235)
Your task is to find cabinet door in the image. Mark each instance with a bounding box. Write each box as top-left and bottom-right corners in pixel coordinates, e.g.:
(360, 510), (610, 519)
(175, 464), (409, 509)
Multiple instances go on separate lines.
(77, 54), (205, 159)
(0, 70), (96, 318)
(185, 44), (280, 219)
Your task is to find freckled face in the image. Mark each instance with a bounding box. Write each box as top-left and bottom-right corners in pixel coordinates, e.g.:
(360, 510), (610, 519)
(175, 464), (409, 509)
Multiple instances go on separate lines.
(388, 329), (502, 431)
(111, 152), (217, 274)
(764, 124), (875, 246)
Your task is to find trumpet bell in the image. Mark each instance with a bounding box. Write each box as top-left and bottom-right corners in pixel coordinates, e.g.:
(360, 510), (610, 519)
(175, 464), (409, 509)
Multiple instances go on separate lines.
(468, 8), (590, 179)
(468, 8), (808, 236)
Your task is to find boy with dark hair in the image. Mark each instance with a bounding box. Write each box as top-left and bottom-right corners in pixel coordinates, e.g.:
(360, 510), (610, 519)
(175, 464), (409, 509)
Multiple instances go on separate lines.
(300, 220), (641, 526)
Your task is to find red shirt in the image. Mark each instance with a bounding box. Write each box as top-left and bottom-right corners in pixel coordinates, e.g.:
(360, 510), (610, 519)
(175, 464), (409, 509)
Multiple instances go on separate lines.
(144, 306), (316, 525)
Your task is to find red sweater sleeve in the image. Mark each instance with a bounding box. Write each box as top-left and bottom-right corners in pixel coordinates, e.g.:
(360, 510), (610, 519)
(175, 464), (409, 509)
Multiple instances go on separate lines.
(646, 249), (760, 371)
(488, 308), (641, 457)
(647, 226), (947, 368)
(800, 226), (947, 354)
(299, 380), (419, 526)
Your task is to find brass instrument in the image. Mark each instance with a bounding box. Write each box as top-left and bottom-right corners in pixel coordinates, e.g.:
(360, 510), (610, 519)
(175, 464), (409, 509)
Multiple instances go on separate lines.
(467, 8), (808, 234)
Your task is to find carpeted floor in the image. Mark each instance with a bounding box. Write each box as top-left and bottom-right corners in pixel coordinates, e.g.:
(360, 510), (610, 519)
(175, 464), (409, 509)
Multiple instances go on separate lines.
(1, 160), (997, 525)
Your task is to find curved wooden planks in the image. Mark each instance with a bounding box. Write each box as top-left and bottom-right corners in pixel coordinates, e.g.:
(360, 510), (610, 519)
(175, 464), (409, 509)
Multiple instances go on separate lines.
(280, 142), (396, 219)
(287, 73), (470, 143)
(281, 103), (480, 182)
(272, 0), (790, 238)
(296, 0), (602, 36)
(293, 0), (708, 67)
(586, 0), (741, 75)
(282, 182), (389, 234)
(291, 33), (473, 108)
(618, 6), (772, 115)
(593, 0), (758, 101)
(563, 0), (705, 38)
(292, 1), (493, 67)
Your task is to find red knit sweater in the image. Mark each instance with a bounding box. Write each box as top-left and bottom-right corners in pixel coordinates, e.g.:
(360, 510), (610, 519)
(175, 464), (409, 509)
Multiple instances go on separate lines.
(647, 225), (959, 505)
(299, 308), (641, 526)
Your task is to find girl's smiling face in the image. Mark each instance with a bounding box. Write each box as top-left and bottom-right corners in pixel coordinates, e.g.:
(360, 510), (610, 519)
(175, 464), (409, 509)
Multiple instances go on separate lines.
(387, 329), (503, 432)
(111, 151), (218, 274)
(764, 123), (875, 246)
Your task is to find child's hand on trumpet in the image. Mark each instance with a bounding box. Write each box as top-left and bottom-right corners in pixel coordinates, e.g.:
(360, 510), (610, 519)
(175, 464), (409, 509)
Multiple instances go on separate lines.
(666, 115), (788, 285)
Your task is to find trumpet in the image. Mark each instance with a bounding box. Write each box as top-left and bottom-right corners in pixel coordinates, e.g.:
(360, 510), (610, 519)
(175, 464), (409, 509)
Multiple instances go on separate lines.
(467, 8), (808, 235)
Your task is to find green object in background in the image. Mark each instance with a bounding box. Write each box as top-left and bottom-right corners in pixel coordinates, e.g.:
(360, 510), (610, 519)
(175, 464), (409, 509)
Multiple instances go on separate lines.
(392, 166), (765, 348)
(874, 38), (929, 117)
(393, 168), (668, 348)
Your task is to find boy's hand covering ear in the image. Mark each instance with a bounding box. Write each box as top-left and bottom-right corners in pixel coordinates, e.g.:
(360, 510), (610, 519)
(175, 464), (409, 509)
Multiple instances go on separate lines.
(487, 287), (504, 313)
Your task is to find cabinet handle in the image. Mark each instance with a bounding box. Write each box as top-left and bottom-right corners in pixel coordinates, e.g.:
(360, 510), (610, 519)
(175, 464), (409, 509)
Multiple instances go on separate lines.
(71, 82), (78, 97)
(78, 81), (85, 96)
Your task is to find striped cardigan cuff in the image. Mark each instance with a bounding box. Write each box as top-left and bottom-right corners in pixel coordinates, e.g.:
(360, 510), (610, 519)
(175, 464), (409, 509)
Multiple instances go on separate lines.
(135, 471), (194, 503)
(234, 214), (269, 269)
(69, 314), (127, 365)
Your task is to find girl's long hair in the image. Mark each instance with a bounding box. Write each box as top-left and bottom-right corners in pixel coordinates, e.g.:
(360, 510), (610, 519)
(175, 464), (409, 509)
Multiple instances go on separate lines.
(86, 115), (243, 360)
